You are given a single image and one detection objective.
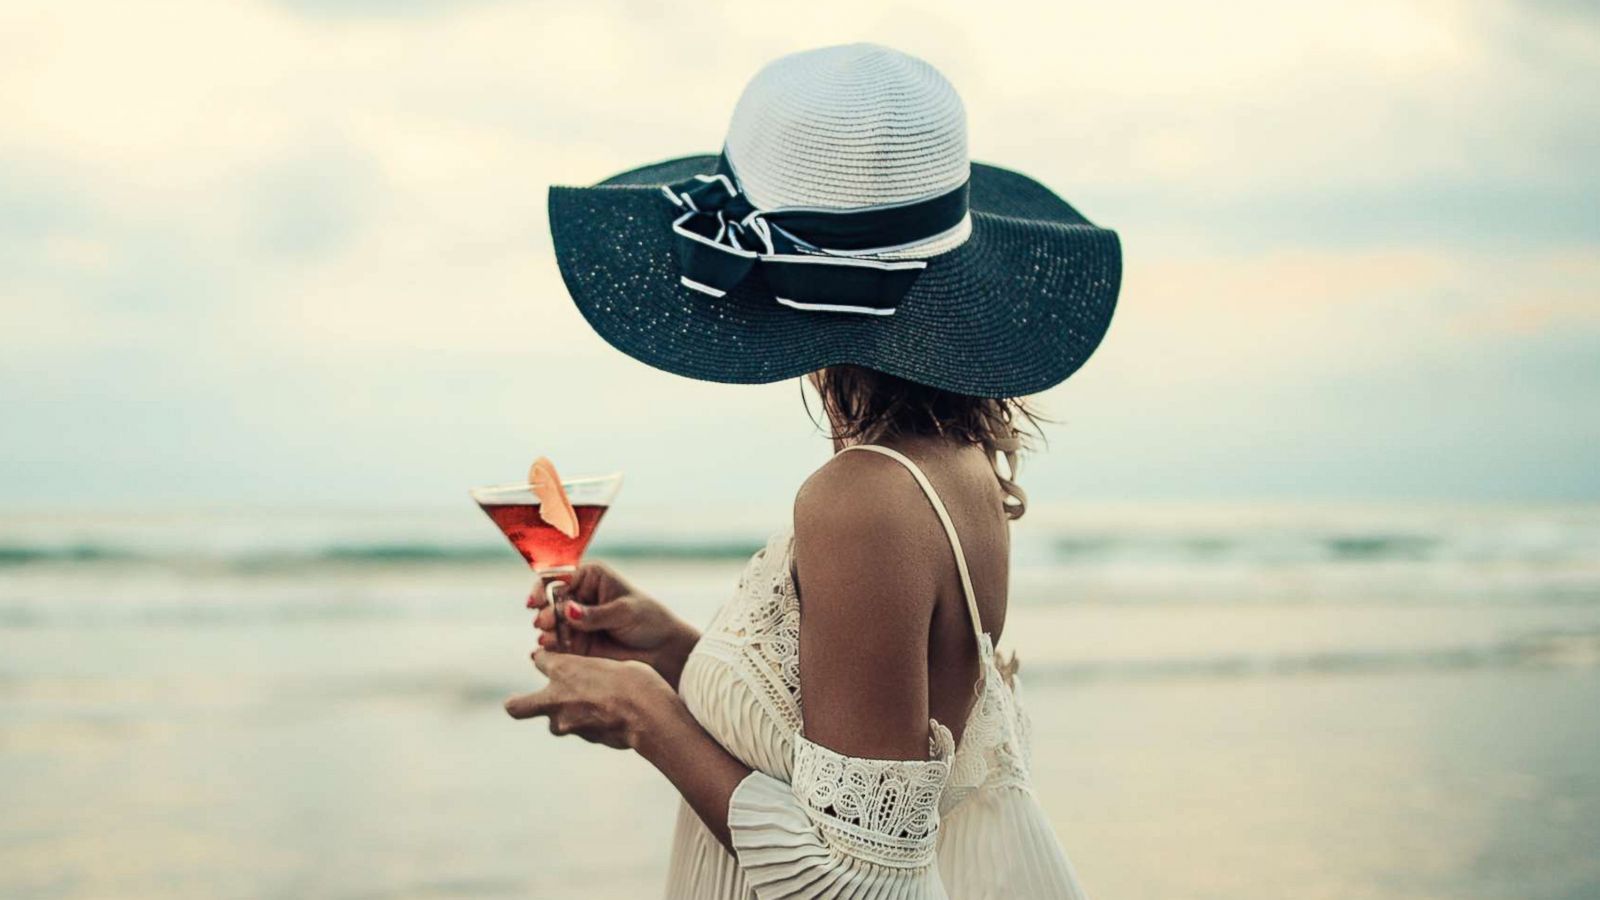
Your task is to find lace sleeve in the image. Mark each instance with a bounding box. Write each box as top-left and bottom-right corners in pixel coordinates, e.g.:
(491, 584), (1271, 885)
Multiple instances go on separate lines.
(728, 724), (955, 899)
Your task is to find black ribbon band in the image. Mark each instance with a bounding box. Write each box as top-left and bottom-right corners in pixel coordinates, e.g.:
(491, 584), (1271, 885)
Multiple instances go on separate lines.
(660, 154), (969, 316)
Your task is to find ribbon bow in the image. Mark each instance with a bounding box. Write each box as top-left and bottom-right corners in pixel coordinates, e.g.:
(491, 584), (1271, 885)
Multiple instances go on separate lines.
(660, 156), (969, 316)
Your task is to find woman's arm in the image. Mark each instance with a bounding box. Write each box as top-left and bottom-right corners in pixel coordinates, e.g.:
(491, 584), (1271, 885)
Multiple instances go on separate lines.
(791, 451), (942, 757)
(505, 651), (750, 848)
(631, 691), (751, 849)
(636, 453), (942, 847)
(510, 452), (951, 886)
(705, 454), (952, 898)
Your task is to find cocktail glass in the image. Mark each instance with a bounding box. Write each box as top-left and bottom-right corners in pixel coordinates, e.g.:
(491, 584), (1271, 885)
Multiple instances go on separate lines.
(471, 472), (623, 646)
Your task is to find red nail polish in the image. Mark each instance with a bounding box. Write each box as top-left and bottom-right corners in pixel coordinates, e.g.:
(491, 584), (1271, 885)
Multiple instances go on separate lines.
(565, 603), (584, 621)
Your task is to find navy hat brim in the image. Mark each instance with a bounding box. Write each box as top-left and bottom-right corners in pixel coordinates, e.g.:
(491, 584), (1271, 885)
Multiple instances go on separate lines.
(548, 155), (1120, 398)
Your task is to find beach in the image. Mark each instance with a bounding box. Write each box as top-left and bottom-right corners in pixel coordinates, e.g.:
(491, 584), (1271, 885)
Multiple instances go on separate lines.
(5, 0), (1598, 896)
(3, 503), (1599, 899)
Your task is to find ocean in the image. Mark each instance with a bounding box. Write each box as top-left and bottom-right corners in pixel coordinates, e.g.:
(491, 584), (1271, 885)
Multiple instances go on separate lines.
(3, 502), (1599, 899)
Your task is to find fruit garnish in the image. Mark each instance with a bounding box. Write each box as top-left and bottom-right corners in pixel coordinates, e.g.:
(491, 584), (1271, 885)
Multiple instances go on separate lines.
(528, 456), (579, 538)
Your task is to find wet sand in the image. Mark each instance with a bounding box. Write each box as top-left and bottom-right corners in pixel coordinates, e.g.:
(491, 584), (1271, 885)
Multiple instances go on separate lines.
(4, 578), (1598, 899)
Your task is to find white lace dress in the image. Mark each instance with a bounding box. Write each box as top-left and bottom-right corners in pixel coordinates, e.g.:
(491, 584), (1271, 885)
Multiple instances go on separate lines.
(664, 445), (1089, 899)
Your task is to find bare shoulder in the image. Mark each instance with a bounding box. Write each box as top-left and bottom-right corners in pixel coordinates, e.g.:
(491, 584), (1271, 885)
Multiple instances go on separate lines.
(792, 450), (943, 610)
(792, 449), (942, 757)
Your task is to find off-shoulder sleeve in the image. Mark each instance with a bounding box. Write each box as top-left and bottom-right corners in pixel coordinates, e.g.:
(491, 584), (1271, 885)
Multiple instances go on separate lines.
(727, 724), (955, 899)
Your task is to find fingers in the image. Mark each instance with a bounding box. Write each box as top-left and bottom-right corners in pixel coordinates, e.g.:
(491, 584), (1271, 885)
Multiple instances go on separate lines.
(505, 650), (564, 718)
(530, 581), (572, 638)
(567, 561), (612, 598)
(503, 687), (556, 720)
(529, 562), (637, 617)
(504, 650), (571, 716)
(562, 595), (635, 632)
(569, 561), (632, 605)
(535, 589), (636, 635)
(531, 647), (573, 677)
(533, 606), (589, 654)
(506, 653), (633, 749)
(534, 603), (558, 631)
(527, 577), (565, 610)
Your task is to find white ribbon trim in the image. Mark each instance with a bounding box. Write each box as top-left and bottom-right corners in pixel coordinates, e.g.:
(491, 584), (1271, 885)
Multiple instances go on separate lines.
(680, 277), (727, 298)
(669, 211), (759, 258)
(662, 171), (932, 315)
(776, 298), (898, 316)
(764, 253), (926, 272)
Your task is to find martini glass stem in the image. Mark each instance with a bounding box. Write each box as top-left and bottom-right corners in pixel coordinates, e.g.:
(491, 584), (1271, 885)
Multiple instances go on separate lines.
(541, 568), (577, 651)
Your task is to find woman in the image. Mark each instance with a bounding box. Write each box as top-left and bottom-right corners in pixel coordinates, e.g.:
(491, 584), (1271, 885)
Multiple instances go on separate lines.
(507, 44), (1120, 898)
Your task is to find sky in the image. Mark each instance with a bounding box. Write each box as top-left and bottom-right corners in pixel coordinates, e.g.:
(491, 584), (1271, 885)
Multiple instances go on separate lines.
(1, 0), (1597, 515)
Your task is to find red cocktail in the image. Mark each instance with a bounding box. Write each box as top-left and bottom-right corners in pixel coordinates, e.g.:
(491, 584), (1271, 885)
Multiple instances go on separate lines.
(471, 473), (623, 579)
(479, 503), (609, 573)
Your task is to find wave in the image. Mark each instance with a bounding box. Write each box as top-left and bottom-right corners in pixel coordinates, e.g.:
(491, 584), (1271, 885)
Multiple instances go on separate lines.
(4, 629), (1592, 693)
(314, 544), (509, 563)
(1019, 629), (1600, 683)
(3, 505), (1598, 577)
(309, 539), (766, 564)
(0, 537), (770, 569)
(601, 539), (767, 560)
(1049, 533), (1448, 564)
(1046, 530), (1594, 566)
(0, 544), (135, 564)
(0, 541), (509, 569)
(312, 539), (766, 563)
(2, 529), (1594, 570)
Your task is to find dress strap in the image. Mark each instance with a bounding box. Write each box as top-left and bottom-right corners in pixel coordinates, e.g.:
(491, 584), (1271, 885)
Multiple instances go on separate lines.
(838, 444), (987, 648)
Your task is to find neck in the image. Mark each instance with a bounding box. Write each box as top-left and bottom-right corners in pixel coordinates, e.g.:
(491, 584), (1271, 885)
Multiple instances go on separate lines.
(830, 431), (966, 457)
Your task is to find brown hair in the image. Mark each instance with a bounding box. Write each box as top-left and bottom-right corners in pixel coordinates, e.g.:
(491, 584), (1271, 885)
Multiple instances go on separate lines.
(806, 365), (1043, 519)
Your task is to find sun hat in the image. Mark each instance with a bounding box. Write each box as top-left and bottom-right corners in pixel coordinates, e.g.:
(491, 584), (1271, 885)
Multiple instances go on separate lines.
(548, 43), (1121, 399)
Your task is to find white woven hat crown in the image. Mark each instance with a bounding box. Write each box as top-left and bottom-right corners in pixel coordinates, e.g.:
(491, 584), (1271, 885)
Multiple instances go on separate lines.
(723, 44), (972, 257)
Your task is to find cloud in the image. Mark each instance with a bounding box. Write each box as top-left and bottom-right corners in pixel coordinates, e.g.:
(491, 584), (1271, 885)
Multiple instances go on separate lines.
(243, 142), (380, 261)
(0, 0), (1596, 506)
(269, 0), (514, 19)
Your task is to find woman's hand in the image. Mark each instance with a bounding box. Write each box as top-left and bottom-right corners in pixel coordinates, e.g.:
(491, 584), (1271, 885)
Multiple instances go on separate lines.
(528, 563), (700, 688)
(503, 650), (682, 750)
